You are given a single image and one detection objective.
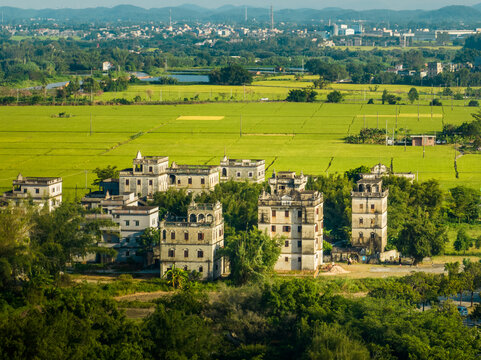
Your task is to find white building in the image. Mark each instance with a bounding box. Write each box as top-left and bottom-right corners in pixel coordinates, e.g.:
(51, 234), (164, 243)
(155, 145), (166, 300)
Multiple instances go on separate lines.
(2, 174), (62, 212)
(119, 151), (169, 198)
(220, 156), (265, 184)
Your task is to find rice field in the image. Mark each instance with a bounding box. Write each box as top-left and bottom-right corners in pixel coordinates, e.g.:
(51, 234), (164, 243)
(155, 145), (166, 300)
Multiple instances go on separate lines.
(1, 100), (479, 200)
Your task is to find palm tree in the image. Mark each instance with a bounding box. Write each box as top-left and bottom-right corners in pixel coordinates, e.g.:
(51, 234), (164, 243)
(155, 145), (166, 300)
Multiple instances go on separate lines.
(164, 265), (189, 289)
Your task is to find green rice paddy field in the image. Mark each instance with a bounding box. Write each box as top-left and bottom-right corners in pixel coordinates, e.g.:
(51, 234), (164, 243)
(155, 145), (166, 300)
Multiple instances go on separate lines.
(0, 102), (480, 199)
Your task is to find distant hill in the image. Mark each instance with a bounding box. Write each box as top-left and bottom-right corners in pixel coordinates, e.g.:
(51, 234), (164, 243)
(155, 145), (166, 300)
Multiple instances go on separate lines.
(0, 4), (481, 25)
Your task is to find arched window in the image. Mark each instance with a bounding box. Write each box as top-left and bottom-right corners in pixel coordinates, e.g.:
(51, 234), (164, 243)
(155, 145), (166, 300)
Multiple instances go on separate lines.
(222, 168), (227, 177)
(190, 214), (197, 223)
(359, 218), (363, 225)
(366, 185), (372, 192)
(170, 231), (176, 240)
(198, 214), (205, 223)
(169, 175), (176, 185)
(206, 214), (213, 223)
(162, 230), (167, 240)
(359, 184), (364, 192)
(371, 232), (376, 240)
(359, 232), (364, 239)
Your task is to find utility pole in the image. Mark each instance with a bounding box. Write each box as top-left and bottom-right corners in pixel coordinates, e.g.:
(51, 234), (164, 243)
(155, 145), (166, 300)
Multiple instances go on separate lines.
(270, 4), (274, 32)
(90, 113), (92, 136)
(240, 115), (242, 137)
(422, 134), (425, 158)
(385, 119), (388, 146)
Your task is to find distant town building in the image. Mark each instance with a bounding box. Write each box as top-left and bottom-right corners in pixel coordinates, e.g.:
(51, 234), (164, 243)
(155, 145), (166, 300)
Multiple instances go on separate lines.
(219, 156), (265, 183)
(258, 171), (323, 271)
(427, 62), (443, 78)
(2, 174), (62, 212)
(102, 61), (113, 72)
(119, 151), (169, 198)
(159, 202), (225, 280)
(411, 135), (436, 147)
(168, 162), (220, 194)
(351, 176), (388, 254)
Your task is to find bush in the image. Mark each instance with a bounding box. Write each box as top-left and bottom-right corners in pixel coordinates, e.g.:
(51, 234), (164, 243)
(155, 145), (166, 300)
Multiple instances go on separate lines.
(286, 89), (317, 102)
(326, 90), (343, 103)
(430, 99), (442, 106)
(468, 100), (479, 107)
(367, 98), (374, 104)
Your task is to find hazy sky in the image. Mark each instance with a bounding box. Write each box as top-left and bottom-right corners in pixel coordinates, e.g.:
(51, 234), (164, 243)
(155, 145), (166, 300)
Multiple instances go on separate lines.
(1, 0), (479, 10)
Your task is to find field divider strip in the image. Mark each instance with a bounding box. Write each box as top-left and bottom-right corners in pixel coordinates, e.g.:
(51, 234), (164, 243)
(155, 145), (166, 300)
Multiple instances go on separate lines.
(265, 156), (278, 172)
(99, 120), (173, 156)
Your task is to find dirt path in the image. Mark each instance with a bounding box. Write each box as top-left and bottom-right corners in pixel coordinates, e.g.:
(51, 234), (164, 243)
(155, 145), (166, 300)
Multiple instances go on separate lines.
(114, 290), (170, 302)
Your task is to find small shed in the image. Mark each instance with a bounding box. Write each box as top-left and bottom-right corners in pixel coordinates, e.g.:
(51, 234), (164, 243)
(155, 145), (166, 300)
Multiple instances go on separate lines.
(411, 135), (436, 147)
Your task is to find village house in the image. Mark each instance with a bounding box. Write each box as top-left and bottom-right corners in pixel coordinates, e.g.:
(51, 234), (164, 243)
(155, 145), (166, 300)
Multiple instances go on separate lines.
(167, 162), (220, 194)
(89, 205), (159, 264)
(119, 151), (169, 198)
(220, 156), (265, 183)
(371, 163), (416, 182)
(158, 202), (225, 280)
(2, 174), (62, 212)
(258, 171), (323, 271)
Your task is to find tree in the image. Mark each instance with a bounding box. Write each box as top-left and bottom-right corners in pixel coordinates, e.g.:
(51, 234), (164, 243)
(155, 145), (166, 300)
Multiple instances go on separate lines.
(137, 227), (160, 264)
(326, 90), (343, 103)
(306, 322), (370, 360)
(143, 303), (216, 360)
(0, 206), (33, 292)
(408, 87), (419, 104)
(395, 208), (447, 264)
(220, 228), (282, 285)
(92, 165), (119, 186)
(149, 188), (193, 220)
(381, 89), (400, 105)
(209, 64), (253, 85)
(163, 265), (189, 289)
(286, 88), (317, 102)
(448, 186), (480, 223)
(454, 228), (472, 254)
(312, 76), (329, 89)
(30, 203), (104, 276)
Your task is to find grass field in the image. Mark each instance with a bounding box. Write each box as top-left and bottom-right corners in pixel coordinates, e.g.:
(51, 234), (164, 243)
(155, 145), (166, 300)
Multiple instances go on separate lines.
(1, 101), (480, 199)
(92, 76), (479, 108)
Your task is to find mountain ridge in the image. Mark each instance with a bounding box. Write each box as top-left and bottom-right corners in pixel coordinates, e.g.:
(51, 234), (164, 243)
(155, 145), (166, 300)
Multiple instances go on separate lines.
(0, 4), (480, 24)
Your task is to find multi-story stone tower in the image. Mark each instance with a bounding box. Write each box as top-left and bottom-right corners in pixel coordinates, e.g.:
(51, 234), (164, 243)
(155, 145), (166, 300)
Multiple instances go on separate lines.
(351, 175), (388, 253)
(258, 171), (323, 271)
(159, 202), (224, 280)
